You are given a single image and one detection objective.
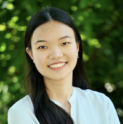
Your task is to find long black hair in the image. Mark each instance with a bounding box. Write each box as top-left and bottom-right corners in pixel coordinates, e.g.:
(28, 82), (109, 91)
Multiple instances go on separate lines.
(24, 7), (89, 124)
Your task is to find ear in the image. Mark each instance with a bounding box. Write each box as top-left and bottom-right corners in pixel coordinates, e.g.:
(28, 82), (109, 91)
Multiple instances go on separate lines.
(76, 43), (79, 53)
(26, 47), (34, 60)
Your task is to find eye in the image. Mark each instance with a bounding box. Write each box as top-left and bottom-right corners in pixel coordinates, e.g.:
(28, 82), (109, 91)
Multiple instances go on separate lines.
(62, 42), (70, 46)
(38, 46), (47, 49)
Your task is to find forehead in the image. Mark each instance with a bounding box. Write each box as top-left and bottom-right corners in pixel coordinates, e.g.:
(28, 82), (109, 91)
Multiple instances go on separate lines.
(31, 21), (75, 42)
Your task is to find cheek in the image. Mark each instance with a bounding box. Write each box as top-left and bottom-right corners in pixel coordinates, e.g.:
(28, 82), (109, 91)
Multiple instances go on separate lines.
(67, 45), (78, 58)
(67, 45), (78, 71)
(33, 54), (47, 75)
(33, 52), (45, 67)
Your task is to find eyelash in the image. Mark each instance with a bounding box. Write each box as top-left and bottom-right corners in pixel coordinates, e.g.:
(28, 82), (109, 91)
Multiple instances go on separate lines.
(38, 42), (70, 49)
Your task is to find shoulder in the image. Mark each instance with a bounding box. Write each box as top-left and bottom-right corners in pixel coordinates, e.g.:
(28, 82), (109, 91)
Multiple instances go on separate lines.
(73, 86), (111, 104)
(8, 95), (39, 124)
(8, 95), (34, 114)
(73, 87), (121, 124)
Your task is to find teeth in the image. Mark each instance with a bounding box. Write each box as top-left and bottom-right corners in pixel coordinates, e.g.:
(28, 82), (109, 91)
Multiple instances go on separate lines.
(49, 63), (66, 68)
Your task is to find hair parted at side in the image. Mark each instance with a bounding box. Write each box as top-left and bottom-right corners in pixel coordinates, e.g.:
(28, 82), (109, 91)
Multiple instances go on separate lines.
(24, 6), (89, 124)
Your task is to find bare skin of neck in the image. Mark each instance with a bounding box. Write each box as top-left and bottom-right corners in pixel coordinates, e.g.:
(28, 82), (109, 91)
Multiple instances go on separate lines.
(61, 102), (71, 115)
(44, 72), (73, 115)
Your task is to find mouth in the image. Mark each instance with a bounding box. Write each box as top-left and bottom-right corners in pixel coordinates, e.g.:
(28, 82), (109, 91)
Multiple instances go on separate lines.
(48, 62), (67, 70)
(48, 62), (67, 67)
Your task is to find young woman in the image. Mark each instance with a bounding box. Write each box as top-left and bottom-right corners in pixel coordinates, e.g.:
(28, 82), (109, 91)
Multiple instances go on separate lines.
(8, 7), (121, 124)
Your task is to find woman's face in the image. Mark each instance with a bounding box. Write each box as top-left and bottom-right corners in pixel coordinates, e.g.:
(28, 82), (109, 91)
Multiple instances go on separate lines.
(26, 21), (79, 81)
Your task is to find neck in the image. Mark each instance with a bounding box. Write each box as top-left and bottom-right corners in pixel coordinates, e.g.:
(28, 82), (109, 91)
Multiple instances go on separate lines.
(44, 73), (73, 104)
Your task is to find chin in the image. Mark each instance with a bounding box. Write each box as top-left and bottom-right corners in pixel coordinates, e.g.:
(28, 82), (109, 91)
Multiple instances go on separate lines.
(51, 76), (66, 81)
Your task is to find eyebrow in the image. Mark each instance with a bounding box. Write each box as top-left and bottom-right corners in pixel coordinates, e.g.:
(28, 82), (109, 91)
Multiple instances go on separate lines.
(35, 35), (71, 45)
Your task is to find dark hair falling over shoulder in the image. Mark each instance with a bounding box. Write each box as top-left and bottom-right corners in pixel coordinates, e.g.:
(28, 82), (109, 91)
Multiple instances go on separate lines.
(24, 7), (89, 124)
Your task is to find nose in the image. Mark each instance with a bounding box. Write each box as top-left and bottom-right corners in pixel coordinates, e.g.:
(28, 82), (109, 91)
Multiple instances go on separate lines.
(49, 49), (63, 59)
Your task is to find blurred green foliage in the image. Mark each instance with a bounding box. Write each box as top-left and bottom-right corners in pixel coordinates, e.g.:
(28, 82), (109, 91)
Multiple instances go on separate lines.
(0, 0), (123, 123)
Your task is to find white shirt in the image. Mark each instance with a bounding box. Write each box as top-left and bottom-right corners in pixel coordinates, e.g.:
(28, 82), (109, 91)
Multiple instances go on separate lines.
(8, 86), (121, 124)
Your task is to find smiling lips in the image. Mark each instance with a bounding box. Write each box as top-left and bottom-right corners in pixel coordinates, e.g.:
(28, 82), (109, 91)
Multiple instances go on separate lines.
(48, 62), (67, 68)
(49, 62), (66, 68)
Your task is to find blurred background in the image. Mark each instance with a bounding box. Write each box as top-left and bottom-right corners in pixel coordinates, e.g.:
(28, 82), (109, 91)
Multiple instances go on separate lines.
(0, 0), (123, 123)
